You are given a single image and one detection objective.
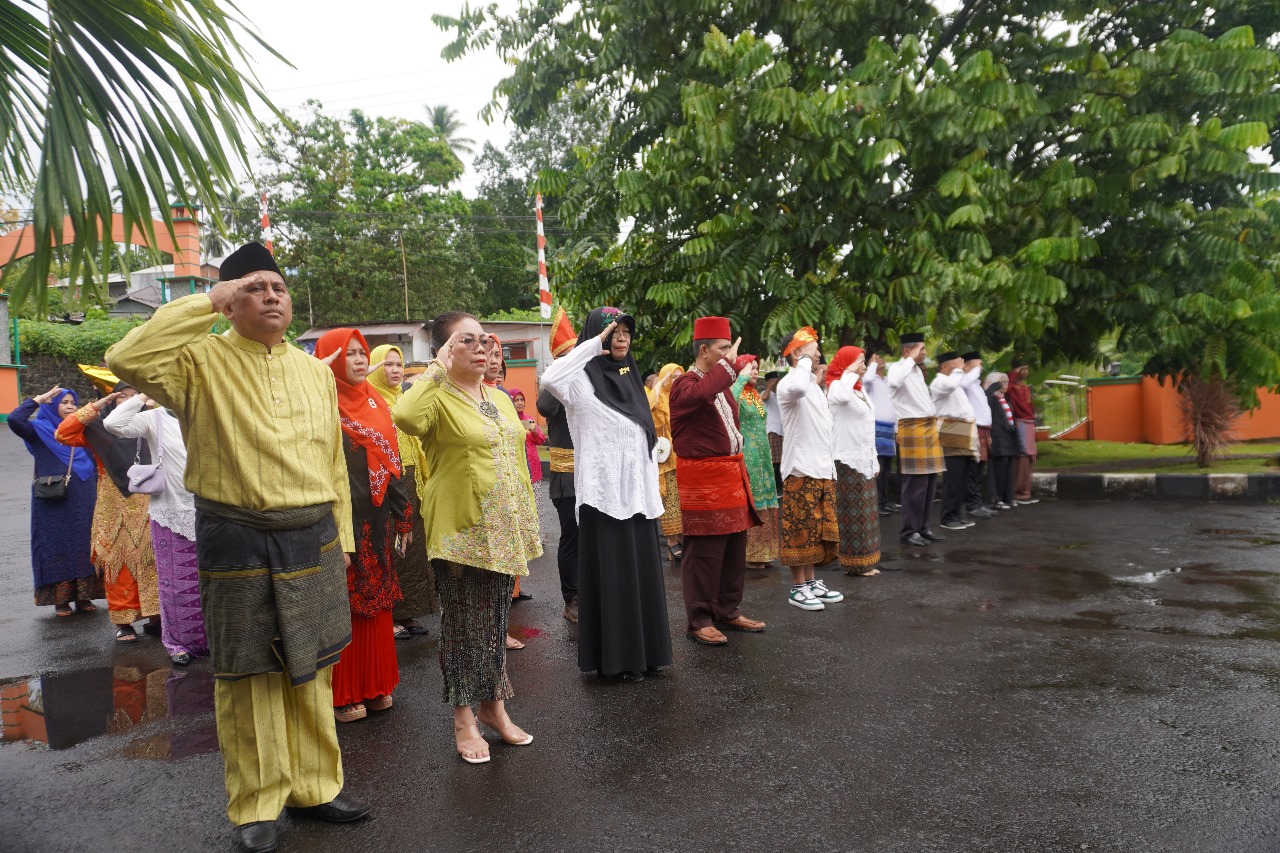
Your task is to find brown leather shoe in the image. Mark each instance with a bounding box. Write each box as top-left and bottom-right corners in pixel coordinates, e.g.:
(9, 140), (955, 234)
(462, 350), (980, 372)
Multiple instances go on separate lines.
(717, 615), (766, 633)
(688, 625), (728, 646)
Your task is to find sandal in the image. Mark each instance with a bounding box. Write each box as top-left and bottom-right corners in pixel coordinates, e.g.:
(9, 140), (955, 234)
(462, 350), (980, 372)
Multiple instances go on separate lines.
(454, 723), (490, 764)
(365, 694), (393, 712)
(847, 567), (881, 577)
(55, 604), (73, 618)
(75, 600), (97, 613)
(401, 619), (430, 636)
(476, 709), (533, 746)
(505, 635), (525, 651)
(392, 624), (410, 640)
(115, 626), (138, 643)
(664, 542), (683, 562)
(335, 703), (367, 723)
(142, 620), (162, 637)
(170, 652), (192, 666)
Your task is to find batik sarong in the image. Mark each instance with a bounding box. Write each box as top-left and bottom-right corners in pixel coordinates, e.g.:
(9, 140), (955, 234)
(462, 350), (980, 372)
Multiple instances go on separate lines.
(779, 475), (839, 566)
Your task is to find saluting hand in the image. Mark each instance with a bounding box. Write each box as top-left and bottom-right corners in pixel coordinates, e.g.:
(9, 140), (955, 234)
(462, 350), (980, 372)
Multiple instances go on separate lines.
(434, 332), (460, 371)
(208, 272), (267, 315)
(92, 391), (122, 412)
(319, 348), (342, 366)
(725, 336), (742, 364)
(33, 385), (63, 405)
(597, 321), (618, 356)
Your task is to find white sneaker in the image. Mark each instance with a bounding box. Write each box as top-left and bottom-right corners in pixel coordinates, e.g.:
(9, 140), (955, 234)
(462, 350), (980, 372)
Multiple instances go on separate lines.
(788, 586), (824, 611)
(809, 579), (844, 604)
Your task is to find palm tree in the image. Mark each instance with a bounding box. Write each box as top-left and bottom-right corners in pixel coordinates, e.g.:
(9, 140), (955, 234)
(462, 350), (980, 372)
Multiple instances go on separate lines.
(425, 104), (476, 157)
(0, 0), (285, 309)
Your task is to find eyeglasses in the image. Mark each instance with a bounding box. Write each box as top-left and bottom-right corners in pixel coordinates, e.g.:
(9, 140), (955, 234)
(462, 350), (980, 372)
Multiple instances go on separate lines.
(456, 334), (497, 351)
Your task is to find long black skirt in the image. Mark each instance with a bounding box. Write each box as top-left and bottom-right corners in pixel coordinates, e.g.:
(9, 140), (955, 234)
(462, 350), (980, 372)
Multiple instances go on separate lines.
(577, 505), (673, 676)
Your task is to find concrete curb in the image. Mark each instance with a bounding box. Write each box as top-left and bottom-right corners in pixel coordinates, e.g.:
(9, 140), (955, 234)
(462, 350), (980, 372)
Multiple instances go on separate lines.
(1033, 472), (1280, 502)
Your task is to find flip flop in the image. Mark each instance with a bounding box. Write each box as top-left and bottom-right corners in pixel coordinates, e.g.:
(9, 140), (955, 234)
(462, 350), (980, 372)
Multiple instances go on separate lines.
(55, 605), (73, 618)
(505, 635), (525, 650)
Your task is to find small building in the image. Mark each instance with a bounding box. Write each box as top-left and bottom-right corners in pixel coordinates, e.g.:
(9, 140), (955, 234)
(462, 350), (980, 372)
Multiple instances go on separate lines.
(295, 319), (555, 372)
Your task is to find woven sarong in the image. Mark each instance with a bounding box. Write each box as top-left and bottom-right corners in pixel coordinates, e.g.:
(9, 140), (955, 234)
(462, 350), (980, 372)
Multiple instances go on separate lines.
(836, 462), (881, 570)
(938, 417), (977, 458)
(1016, 419), (1038, 458)
(194, 498), (351, 685)
(767, 432), (783, 465)
(779, 475), (839, 566)
(897, 417), (945, 475)
(976, 425), (992, 463)
(675, 454), (759, 537)
(874, 419), (897, 458)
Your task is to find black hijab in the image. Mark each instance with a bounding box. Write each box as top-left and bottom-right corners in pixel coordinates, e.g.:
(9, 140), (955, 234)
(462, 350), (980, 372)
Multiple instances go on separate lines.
(84, 381), (150, 497)
(578, 306), (657, 452)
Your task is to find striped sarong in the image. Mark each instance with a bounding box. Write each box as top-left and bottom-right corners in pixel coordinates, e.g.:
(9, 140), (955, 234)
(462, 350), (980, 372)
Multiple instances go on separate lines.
(938, 417), (978, 458)
(874, 419), (897, 458)
(195, 499), (351, 686)
(897, 417), (945, 475)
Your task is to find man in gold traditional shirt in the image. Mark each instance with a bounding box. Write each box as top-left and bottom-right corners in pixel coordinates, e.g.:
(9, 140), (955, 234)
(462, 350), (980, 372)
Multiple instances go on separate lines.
(107, 242), (368, 853)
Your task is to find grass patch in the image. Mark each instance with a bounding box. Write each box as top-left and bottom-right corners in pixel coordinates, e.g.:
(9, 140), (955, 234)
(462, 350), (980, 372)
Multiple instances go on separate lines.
(1038, 440), (1280, 473)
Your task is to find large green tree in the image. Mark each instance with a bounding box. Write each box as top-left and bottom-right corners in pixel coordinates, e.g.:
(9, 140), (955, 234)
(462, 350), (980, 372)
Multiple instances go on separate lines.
(0, 0), (283, 309)
(437, 1), (1280, 397)
(258, 102), (484, 328)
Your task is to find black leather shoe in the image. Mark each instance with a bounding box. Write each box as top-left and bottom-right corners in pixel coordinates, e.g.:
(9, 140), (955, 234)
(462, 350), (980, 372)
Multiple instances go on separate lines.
(922, 529), (946, 541)
(901, 533), (930, 547)
(619, 671), (645, 683)
(286, 792), (370, 823)
(234, 821), (278, 853)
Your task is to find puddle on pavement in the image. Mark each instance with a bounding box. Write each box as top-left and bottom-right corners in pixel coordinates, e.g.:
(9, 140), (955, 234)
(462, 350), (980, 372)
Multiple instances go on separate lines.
(1, 661), (217, 757)
(1197, 528), (1280, 546)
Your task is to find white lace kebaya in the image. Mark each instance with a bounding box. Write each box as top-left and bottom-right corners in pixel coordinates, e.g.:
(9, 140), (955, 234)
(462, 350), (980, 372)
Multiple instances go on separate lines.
(539, 337), (664, 522)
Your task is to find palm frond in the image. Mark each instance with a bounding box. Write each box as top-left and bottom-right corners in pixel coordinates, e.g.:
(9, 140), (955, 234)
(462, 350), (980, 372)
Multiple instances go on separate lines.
(0, 0), (288, 308)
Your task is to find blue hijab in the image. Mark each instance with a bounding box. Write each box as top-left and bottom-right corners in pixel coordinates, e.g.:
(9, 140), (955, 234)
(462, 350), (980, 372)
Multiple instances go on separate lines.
(29, 390), (96, 481)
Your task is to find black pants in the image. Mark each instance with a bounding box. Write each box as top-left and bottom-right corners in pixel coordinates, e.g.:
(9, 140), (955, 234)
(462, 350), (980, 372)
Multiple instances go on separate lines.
(681, 531), (748, 632)
(989, 457), (1015, 506)
(941, 456), (971, 524)
(900, 473), (937, 539)
(965, 459), (989, 511)
(552, 495), (580, 603)
(876, 455), (898, 508)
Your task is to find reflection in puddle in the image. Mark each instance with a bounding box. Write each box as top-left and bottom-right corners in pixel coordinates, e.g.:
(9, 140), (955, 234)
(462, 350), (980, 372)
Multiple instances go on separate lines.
(1, 662), (216, 757)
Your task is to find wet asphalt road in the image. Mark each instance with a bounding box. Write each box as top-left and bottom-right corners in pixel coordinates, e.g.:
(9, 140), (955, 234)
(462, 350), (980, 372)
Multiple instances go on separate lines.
(3, 429), (1280, 853)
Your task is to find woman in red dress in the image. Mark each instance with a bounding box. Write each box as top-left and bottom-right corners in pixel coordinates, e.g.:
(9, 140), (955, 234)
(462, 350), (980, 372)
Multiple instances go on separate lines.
(315, 328), (413, 723)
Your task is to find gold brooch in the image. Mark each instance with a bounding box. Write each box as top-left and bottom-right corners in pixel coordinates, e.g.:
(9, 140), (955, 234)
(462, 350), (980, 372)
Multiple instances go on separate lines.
(619, 366), (631, 375)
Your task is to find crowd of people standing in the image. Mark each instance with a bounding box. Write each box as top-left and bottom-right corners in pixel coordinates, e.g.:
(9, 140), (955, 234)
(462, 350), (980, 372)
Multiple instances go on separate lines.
(8, 242), (1041, 853)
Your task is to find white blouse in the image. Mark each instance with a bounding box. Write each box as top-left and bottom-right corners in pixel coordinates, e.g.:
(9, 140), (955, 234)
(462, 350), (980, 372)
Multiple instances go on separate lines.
(776, 357), (835, 480)
(828, 371), (880, 479)
(539, 338), (664, 521)
(103, 395), (197, 541)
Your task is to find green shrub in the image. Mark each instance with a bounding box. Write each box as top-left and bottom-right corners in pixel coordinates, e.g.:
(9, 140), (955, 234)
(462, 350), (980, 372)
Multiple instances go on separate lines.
(17, 318), (146, 365)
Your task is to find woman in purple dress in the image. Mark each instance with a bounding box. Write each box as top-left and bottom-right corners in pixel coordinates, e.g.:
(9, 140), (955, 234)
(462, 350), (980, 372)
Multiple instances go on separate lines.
(8, 385), (102, 615)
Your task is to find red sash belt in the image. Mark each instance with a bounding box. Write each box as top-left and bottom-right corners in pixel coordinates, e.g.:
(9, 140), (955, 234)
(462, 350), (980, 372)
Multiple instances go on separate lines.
(675, 454), (760, 537)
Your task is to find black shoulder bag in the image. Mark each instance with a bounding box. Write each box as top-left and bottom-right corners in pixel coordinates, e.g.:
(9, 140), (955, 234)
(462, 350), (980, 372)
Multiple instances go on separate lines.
(33, 448), (76, 501)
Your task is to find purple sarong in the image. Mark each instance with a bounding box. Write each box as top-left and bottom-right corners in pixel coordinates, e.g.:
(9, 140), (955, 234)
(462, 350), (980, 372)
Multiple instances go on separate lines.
(151, 521), (208, 657)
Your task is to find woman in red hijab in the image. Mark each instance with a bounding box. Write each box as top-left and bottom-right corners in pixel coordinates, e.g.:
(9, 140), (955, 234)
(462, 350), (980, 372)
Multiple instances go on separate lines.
(826, 346), (881, 576)
(315, 328), (414, 723)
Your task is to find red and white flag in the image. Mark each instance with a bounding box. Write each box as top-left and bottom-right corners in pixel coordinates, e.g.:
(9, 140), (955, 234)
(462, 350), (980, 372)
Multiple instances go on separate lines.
(535, 193), (551, 319)
(260, 192), (273, 254)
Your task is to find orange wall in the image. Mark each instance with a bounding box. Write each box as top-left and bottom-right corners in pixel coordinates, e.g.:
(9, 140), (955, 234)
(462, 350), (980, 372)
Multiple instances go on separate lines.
(1080, 376), (1280, 444)
(0, 366), (19, 417)
(1087, 380), (1145, 442)
(504, 362), (544, 426)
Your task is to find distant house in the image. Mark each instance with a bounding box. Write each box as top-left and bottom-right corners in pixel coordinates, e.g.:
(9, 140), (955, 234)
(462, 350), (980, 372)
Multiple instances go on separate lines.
(60, 259), (224, 318)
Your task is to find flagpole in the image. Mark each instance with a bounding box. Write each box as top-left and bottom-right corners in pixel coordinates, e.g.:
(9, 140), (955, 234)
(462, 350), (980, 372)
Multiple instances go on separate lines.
(535, 193), (551, 319)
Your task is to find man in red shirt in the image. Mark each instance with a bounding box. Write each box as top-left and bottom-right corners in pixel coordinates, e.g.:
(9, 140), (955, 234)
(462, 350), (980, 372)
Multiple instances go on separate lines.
(1005, 358), (1039, 504)
(669, 316), (766, 646)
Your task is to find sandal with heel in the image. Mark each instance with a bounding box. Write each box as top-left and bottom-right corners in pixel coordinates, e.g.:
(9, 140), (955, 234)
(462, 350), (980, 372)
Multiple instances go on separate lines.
(454, 723), (491, 764)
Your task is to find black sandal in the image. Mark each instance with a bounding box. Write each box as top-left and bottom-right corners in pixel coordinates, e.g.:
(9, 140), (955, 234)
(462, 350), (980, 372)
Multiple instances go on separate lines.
(142, 620), (161, 637)
(665, 542), (683, 562)
(115, 626), (138, 643)
(402, 620), (430, 636)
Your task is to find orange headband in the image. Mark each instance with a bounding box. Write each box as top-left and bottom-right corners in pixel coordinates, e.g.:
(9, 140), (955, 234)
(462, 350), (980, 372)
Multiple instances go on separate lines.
(783, 326), (819, 358)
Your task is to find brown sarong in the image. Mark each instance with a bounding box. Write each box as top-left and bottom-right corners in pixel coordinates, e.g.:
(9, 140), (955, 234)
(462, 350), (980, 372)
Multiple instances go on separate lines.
(938, 417), (978, 458)
(779, 475), (838, 566)
(897, 417), (945, 475)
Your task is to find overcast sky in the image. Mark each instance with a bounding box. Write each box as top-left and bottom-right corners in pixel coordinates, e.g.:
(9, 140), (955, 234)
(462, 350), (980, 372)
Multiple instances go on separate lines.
(237, 0), (516, 197)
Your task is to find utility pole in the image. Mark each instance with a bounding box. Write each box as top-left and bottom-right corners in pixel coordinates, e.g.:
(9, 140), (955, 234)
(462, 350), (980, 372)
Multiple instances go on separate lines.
(399, 230), (409, 321)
